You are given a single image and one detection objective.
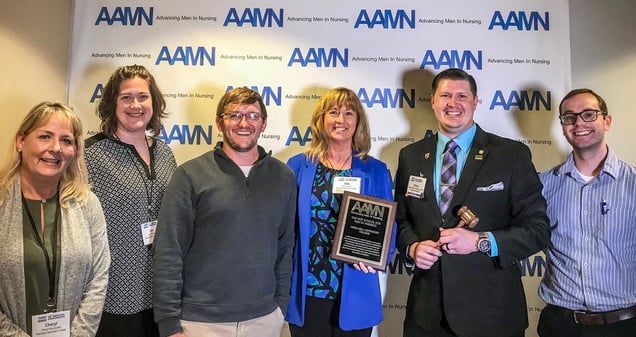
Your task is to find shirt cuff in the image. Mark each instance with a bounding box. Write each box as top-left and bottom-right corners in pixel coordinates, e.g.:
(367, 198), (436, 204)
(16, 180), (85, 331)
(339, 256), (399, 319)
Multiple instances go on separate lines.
(486, 231), (498, 257)
(404, 244), (416, 270)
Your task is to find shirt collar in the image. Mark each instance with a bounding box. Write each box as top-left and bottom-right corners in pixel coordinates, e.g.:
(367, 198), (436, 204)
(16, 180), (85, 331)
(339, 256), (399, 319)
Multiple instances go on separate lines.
(437, 123), (477, 153)
(556, 146), (619, 180)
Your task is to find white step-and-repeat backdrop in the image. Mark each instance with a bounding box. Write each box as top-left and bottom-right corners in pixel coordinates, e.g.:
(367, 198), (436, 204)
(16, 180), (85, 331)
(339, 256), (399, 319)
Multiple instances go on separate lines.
(68, 1), (570, 336)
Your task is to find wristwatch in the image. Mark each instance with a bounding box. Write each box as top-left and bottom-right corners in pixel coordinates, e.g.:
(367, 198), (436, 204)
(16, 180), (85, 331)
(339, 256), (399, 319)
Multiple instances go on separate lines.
(477, 232), (491, 254)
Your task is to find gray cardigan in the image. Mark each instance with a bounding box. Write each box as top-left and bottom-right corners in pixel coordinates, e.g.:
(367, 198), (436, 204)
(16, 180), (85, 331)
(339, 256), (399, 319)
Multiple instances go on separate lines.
(0, 177), (111, 337)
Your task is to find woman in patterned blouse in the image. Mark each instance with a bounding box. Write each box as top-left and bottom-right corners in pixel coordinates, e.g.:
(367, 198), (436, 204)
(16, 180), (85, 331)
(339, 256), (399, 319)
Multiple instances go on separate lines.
(85, 65), (177, 337)
(285, 87), (396, 337)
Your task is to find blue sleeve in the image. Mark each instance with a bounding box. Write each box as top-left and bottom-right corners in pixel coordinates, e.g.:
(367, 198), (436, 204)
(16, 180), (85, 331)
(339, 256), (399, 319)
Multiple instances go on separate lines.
(486, 231), (498, 257)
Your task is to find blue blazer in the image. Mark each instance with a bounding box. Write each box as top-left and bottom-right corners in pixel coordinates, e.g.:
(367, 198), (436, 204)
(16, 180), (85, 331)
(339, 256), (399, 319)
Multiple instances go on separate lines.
(285, 152), (395, 330)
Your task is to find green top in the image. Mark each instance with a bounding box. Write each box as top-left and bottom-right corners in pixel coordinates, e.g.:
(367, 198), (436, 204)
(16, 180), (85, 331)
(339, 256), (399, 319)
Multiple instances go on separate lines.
(22, 195), (61, 334)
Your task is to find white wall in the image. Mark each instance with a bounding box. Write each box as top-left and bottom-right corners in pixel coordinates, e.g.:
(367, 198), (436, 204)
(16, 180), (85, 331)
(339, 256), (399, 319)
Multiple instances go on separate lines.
(569, 1), (636, 166)
(0, 0), (71, 161)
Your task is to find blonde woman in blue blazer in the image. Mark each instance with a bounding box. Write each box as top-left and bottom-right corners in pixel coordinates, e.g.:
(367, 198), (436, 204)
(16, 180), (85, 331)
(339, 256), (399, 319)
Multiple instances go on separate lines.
(285, 87), (395, 337)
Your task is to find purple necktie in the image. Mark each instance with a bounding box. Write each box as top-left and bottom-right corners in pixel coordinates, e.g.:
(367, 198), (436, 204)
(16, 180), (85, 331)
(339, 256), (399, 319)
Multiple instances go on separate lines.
(439, 140), (458, 214)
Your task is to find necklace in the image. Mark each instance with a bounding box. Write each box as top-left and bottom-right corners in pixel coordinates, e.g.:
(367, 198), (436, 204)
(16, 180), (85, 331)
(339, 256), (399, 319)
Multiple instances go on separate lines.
(325, 152), (352, 171)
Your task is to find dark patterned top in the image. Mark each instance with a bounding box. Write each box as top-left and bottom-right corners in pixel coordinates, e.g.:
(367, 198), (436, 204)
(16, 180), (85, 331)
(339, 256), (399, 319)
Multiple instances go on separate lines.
(306, 163), (351, 299)
(85, 133), (176, 314)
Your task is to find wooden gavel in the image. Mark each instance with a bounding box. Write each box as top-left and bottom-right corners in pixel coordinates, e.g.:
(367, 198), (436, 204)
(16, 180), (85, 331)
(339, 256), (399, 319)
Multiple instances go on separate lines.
(455, 205), (479, 228)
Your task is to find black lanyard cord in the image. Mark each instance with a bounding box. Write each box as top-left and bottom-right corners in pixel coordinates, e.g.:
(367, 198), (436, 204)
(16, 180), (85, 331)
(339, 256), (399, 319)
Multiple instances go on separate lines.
(21, 194), (60, 309)
(129, 151), (154, 221)
(122, 140), (155, 221)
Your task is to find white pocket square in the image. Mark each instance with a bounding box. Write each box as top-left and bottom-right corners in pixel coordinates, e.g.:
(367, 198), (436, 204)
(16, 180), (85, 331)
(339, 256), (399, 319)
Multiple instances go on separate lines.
(476, 181), (504, 192)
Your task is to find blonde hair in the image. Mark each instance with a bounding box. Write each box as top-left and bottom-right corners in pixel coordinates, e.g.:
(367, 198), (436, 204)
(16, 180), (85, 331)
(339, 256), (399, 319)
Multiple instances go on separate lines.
(305, 87), (371, 163)
(0, 102), (90, 207)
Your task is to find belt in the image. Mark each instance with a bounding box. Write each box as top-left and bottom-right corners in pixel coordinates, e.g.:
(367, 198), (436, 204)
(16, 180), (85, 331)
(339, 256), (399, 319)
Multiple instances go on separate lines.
(547, 304), (636, 325)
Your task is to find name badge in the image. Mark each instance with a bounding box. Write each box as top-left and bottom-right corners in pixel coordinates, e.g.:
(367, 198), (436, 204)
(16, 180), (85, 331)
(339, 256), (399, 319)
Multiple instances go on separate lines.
(32, 310), (70, 337)
(332, 177), (362, 194)
(140, 220), (158, 246)
(406, 175), (426, 199)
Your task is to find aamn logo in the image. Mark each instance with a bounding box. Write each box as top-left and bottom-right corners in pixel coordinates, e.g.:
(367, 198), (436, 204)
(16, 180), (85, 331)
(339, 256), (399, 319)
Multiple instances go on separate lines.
(488, 11), (549, 31)
(489, 90), (551, 111)
(351, 200), (386, 218)
(420, 50), (482, 70)
(223, 8), (284, 27)
(94, 7), (153, 26)
(155, 46), (215, 66)
(159, 125), (213, 145)
(354, 9), (416, 29)
(287, 48), (348, 68)
(358, 88), (415, 108)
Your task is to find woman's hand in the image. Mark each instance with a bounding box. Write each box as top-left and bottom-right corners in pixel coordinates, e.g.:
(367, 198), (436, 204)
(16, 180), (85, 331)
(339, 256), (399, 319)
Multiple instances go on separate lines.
(352, 261), (377, 274)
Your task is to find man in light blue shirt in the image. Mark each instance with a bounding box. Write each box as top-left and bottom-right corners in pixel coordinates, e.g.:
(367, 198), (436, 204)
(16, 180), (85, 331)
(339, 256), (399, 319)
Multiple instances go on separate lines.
(395, 68), (549, 337)
(538, 89), (636, 337)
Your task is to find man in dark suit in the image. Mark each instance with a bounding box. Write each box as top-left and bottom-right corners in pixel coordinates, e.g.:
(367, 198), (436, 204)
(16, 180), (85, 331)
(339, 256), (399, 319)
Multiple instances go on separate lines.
(395, 68), (550, 337)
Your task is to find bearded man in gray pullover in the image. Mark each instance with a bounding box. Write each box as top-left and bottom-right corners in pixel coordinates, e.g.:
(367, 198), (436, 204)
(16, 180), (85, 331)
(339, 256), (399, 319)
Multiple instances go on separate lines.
(152, 87), (296, 337)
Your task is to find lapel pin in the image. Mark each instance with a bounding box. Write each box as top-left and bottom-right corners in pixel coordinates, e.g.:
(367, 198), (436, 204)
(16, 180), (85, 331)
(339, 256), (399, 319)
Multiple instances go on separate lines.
(424, 152), (430, 159)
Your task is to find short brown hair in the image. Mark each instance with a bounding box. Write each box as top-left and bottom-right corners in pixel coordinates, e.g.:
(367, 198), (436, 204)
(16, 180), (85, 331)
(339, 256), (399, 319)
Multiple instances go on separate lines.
(97, 64), (167, 138)
(559, 88), (608, 115)
(215, 87), (267, 121)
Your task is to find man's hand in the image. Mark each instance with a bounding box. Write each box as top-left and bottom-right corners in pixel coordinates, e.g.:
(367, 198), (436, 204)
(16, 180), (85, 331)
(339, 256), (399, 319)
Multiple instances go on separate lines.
(410, 240), (443, 269)
(438, 227), (479, 255)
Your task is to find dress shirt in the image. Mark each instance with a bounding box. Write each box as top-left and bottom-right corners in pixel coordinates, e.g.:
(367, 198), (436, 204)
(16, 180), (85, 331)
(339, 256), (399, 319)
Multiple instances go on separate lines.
(433, 124), (498, 256)
(433, 124), (476, 203)
(539, 147), (636, 312)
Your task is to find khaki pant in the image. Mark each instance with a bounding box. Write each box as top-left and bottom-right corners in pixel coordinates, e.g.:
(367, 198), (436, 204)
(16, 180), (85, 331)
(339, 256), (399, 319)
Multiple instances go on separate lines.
(181, 307), (284, 337)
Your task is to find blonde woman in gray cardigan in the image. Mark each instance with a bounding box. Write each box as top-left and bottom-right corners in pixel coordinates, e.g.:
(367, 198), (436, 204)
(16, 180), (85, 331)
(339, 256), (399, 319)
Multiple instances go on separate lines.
(0, 102), (111, 337)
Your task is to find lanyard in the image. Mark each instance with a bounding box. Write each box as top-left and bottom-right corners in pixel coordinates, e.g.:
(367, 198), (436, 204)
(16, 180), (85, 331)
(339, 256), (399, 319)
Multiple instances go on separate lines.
(21, 194), (60, 311)
(128, 147), (155, 221)
(118, 137), (155, 222)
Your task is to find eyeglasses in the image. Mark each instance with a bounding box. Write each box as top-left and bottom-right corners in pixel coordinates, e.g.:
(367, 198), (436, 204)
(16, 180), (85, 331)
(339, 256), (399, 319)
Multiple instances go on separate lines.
(559, 109), (606, 125)
(326, 110), (356, 119)
(223, 111), (262, 122)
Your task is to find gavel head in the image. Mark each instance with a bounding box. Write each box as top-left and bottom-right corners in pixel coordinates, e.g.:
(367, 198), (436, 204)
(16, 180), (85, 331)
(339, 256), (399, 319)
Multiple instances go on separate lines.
(456, 205), (479, 228)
